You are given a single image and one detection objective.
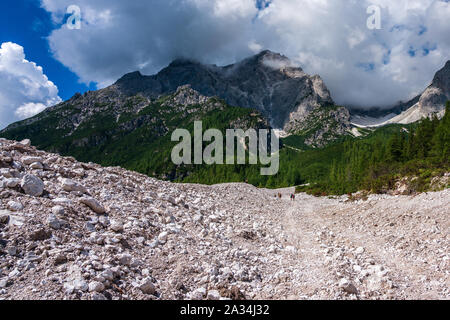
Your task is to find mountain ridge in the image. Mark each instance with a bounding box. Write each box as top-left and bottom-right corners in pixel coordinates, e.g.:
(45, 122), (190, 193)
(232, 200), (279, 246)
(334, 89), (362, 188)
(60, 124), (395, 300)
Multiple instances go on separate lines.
(1, 51), (448, 154)
(111, 50), (335, 130)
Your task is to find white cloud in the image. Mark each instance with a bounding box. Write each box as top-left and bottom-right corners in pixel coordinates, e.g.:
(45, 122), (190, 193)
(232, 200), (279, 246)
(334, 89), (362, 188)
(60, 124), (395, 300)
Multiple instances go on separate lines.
(0, 42), (61, 129)
(248, 41), (263, 53)
(14, 102), (48, 119)
(41, 0), (449, 108)
(41, 0), (259, 87)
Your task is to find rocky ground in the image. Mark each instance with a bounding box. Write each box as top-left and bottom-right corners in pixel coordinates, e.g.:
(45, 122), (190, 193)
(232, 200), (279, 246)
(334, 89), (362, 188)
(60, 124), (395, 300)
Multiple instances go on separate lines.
(0, 138), (448, 300)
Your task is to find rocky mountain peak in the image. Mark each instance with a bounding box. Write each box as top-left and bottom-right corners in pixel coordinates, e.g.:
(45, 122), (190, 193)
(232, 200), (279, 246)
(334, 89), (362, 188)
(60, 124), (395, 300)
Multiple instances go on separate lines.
(431, 60), (450, 92)
(254, 50), (289, 64)
(417, 60), (450, 113)
(115, 71), (143, 84)
(167, 58), (201, 68)
(246, 50), (304, 76)
(107, 51), (334, 130)
(169, 85), (209, 106)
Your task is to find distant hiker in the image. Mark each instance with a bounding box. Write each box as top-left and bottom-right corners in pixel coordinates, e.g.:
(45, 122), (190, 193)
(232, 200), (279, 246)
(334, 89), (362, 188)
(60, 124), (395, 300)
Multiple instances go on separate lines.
(278, 193), (282, 199)
(290, 193), (295, 201)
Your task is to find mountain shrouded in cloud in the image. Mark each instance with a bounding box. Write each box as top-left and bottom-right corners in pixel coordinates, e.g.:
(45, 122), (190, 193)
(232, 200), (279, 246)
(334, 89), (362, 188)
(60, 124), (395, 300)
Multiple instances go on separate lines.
(0, 42), (61, 129)
(41, 0), (449, 109)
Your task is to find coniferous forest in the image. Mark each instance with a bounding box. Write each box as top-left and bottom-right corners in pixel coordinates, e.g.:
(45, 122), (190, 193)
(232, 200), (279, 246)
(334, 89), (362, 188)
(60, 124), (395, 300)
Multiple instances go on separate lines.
(183, 101), (450, 195)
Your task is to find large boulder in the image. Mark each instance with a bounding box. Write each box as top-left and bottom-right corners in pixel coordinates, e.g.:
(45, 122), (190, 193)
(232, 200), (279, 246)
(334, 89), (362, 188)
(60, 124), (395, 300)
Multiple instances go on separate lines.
(21, 174), (44, 197)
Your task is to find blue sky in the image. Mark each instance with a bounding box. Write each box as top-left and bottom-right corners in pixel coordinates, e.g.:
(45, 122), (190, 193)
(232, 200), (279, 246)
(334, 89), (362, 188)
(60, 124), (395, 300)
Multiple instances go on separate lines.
(0, 0), (449, 129)
(0, 0), (95, 101)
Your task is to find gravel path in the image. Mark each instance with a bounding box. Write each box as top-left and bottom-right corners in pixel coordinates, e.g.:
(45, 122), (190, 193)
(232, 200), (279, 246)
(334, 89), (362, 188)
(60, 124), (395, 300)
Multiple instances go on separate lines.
(267, 190), (449, 299)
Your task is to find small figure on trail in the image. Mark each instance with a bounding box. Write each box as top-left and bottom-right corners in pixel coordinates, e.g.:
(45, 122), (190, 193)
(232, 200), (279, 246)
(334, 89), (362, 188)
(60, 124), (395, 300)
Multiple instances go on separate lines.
(278, 193), (282, 199)
(290, 193), (296, 201)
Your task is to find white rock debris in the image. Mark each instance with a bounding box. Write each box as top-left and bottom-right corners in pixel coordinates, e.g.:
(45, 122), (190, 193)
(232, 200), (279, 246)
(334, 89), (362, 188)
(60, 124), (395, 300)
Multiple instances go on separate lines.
(0, 138), (448, 300)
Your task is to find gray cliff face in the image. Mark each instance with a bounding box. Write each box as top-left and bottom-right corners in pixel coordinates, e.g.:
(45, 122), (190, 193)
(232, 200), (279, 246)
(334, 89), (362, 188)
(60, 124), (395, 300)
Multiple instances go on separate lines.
(113, 50), (334, 130)
(419, 60), (450, 110)
(288, 105), (352, 148)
